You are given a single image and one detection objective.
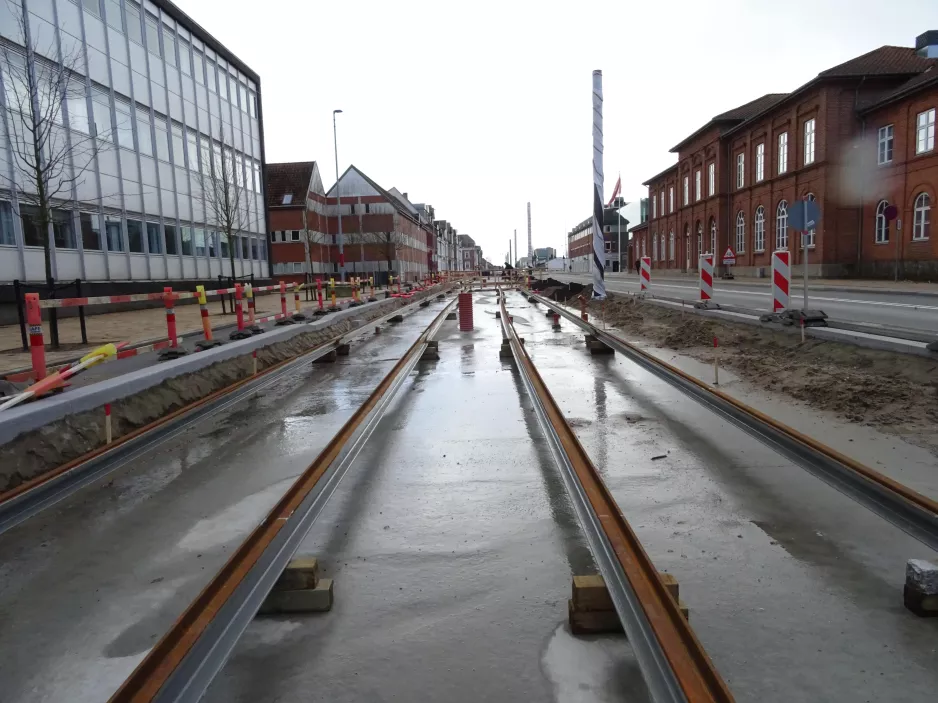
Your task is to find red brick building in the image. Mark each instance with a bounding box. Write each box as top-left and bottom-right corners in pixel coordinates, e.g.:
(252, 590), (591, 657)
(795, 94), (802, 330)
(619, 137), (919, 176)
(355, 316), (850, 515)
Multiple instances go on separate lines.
(636, 33), (938, 279)
(266, 163), (435, 285)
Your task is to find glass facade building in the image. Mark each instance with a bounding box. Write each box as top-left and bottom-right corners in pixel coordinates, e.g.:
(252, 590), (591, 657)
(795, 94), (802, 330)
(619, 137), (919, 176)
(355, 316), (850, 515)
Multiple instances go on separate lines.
(0, 0), (268, 283)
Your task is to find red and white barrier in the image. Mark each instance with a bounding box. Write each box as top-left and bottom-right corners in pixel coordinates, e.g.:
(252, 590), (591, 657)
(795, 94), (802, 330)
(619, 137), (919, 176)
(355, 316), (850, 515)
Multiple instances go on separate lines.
(458, 292), (473, 331)
(699, 254), (713, 301)
(640, 256), (651, 292)
(771, 250), (790, 313)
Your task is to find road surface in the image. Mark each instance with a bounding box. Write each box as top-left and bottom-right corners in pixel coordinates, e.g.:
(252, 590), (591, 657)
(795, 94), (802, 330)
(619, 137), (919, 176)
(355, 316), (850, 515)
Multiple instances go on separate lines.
(554, 272), (938, 333)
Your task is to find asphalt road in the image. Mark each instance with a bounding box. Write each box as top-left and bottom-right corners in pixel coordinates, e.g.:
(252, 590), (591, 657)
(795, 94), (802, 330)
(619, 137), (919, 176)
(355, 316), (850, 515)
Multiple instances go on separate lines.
(553, 272), (938, 333)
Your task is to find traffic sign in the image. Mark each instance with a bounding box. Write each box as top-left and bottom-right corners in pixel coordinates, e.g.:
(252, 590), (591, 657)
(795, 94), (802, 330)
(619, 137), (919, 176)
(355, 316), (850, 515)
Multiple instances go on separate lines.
(788, 199), (821, 232)
(884, 204), (899, 222)
(722, 247), (736, 265)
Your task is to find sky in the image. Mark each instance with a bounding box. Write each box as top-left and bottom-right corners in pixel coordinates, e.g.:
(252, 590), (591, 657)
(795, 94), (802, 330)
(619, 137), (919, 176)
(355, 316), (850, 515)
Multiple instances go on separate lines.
(183, 0), (937, 264)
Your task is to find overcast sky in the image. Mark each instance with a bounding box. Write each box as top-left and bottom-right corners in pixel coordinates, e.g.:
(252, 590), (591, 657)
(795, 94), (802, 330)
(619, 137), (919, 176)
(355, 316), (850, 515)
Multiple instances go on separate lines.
(185, 0), (936, 263)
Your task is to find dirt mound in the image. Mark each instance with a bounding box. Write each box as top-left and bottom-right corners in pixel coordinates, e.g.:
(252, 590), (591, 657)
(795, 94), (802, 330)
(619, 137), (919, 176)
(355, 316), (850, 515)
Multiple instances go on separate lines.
(589, 294), (938, 454)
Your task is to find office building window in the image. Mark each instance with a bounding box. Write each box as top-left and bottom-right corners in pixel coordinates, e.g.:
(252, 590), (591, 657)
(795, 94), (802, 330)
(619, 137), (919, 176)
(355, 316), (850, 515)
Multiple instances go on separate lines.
(695, 170), (701, 201)
(736, 153), (744, 188)
(51, 209), (76, 249)
(804, 118), (815, 165)
(153, 115), (170, 162)
(91, 90), (112, 141)
(145, 14), (161, 57)
(105, 215), (124, 252)
(114, 98), (134, 149)
(80, 212), (101, 250)
(778, 132), (788, 174)
(916, 109), (935, 154)
(756, 142), (765, 182)
(163, 26), (176, 67)
(669, 186), (674, 212)
(125, 1), (143, 45)
(0, 201), (16, 246)
(652, 194), (656, 219)
(164, 223), (178, 254)
(877, 125), (894, 165)
(181, 226), (193, 255)
(683, 176), (689, 205)
(147, 222), (161, 253)
(736, 211), (745, 253)
(136, 110), (152, 156)
(708, 163), (715, 196)
(126, 218), (144, 252)
(104, 0), (123, 32)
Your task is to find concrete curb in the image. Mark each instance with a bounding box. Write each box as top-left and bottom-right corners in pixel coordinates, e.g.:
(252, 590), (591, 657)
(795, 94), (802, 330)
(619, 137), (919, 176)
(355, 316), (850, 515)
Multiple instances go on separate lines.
(0, 290), (441, 447)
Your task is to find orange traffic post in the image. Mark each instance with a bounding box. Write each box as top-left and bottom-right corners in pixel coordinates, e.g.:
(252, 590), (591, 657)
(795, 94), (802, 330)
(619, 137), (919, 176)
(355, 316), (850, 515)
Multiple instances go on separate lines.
(329, 278), (337, 308)
(163, 287), (178, 347)
(234, 284), (245, 332)
(246, 283), (256, 326)
(25, 292), (46, 380)
(280, 281), (288, 317)
(196, 285), (213, 341)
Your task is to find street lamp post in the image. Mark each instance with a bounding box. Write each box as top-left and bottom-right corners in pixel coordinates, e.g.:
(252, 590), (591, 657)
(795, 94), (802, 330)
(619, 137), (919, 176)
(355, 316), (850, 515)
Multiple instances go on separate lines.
(333, 109), (345, 282)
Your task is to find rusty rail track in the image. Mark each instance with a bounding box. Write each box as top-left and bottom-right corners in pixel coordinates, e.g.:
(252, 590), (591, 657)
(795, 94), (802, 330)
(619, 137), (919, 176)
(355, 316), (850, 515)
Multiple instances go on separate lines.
(497, 291), (734, 703)
(108, 298), (455, 703)
(525, 289), (938, 554)
(0, 290), (449, 536)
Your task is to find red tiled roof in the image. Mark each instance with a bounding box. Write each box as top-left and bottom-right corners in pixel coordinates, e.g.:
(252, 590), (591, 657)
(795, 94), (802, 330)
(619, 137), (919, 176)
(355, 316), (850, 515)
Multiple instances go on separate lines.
(860, 65), (938, 113)
(819, 46), (936, 77)
(713, 93), (789, 122)
(265, 161), (315, 208)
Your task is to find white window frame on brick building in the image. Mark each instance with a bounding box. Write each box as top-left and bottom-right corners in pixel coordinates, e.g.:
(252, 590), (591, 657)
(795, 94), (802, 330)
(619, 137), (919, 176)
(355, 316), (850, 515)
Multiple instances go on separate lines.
(709, 218), (716, 254)
(914, 192), (931, 240)
(696, 221), (702, 257)
(776, 200), (789, 249)
(708, 163), (715, 196)
(877, 125), (894, 165)
(669, 230), (675, 260)
(804, 118), (816, 165)
(695, 170), (701, 201)
(736, 211), (745, 253)
(683, 176), (689, 205)
(669, 186), (674, 213)
(653, 233), (658, 261)
(916, 109), (935, 154)
(778, 132), (788, 174)
(754, 205), (766, 252)
(875, 199), (890, 244)
(736, 153), (745, 188)
(661, 191), (666, 216)
(756, 143), (765, 182)
(652, 194), (657, 219)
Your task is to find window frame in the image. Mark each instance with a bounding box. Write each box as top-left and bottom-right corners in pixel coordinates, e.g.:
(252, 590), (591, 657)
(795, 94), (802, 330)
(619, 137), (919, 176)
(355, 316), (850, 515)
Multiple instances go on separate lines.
(875, 199), (890, 244)
(754, 206), (765, 252)
(804, 118), (816, 165)
(755, 142), (765, 182)
(683, 176), (689, 206)
(669, 186), (674, 213)
(776, 200), (789, 250)
(707, 163), (715, 197)
(778, 132), (788, 174)
(877, 124), (894, 165)
(913, 192), (931, 240)
(916, 109), (936, 155)
(735, 211), (745, 253)
(695, 170), (701, 202)
(736, 152), (744, 189)
(669, 230), (675, 261)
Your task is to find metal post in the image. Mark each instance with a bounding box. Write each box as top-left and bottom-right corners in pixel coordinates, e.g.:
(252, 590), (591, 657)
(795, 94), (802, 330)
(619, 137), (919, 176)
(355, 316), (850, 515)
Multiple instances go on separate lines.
(75, 279), (88, 345)
(803, 229), (809, 310)
(14, 279), (27, 352)
(333, 109), (345, 282)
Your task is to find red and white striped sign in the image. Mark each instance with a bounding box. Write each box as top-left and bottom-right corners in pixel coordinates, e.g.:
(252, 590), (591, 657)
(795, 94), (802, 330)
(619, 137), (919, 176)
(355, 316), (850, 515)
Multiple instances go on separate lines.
(640, 256), (651, 292)
(699, 253), (714, 301)
(771, 250), (791, 313)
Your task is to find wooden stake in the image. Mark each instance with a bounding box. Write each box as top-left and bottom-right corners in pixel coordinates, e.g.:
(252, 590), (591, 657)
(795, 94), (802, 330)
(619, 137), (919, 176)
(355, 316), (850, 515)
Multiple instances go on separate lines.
(712, 337), (719, 386)
(105, 403), (112, 444)
(252, 349), (258, 375)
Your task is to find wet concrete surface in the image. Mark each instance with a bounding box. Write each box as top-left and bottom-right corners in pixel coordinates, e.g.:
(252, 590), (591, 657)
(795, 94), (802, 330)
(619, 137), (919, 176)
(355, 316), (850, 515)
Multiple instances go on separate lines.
(206, 289), (647, 703)
(506, 291), (938, 702)
(0, 300), (453, 702)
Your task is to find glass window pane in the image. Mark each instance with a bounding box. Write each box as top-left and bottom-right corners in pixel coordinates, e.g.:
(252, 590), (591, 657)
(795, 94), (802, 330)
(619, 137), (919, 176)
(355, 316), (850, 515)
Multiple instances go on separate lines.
(92, 90), (112, 141)
(106, 216), (124, 251)
(162, 27), (176, 66)
(68, 94), (90, 134)
(178, 39), (191, 76)
(194, 227), (206, 256)
(0, 201), (15, 246)
(218, 67), (228, 100)
(208, 230), (216, 257)
(147, 222), (161, 253)
(180, 226), (192, 255)
(200, 138), (211, 175)
(241, 235), (249, 259)
(251, 236), (258, 260)
(220, 231), (229, 257)
(51, 209), (76, 249)
(82, 0), (101, 17)
(125, 1), (143, 44)
(136, 112), (152, 156)
(18, 204), (41, 247)
(193, 51), (205, 84)
(171, 122), (185, 166)
(164, 223), (177, 254)
(239, 85), (248, 113)
(186, 130), (199, 171)
(248, 91), (257, 118)
(206, 60), (217, 92)
(154, 116), (169, 161)
(104, 0), (123, 32)
(145, 15), (161, 56)
(80, 212), (101, 250)
(127, 218), (144, 252)
(114, 99), (134, 149)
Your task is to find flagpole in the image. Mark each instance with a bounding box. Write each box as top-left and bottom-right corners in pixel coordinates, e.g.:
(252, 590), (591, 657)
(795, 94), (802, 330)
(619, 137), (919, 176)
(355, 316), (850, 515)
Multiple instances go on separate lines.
(592, 70), (606, 299)
(617, 170), (622, 274)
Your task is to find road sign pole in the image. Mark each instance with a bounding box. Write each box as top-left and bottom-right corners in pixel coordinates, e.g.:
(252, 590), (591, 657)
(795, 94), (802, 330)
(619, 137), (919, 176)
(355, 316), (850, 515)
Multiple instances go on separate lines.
(803, 229), (809, 310)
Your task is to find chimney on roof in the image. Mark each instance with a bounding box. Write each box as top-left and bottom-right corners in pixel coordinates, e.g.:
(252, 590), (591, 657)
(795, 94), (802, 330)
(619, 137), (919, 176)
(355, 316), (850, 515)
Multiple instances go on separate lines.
(916, 30), (938, 58)
(403, 192), (409, 201)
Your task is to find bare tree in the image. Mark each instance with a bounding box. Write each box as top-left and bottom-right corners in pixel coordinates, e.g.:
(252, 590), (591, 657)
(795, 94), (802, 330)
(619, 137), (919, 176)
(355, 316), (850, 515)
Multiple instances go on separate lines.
(202, 117), (250, 281)
(301, 206), (328, 284)
(0, 4), (108, 285)
(357, 229), (406, 282)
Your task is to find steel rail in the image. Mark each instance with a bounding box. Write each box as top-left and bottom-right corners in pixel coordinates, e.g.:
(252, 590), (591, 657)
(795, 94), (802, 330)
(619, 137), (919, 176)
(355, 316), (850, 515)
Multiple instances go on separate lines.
(0, 291), (450, 536)
(108, 298), (455, 703)
(497, 290), (733, 703)
(526, 289), (938, 553)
